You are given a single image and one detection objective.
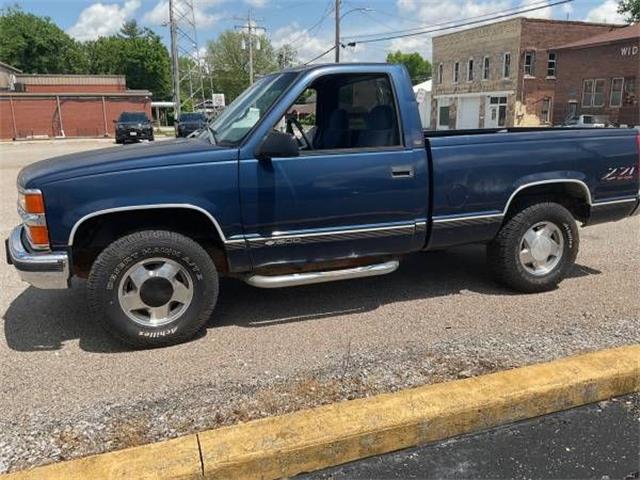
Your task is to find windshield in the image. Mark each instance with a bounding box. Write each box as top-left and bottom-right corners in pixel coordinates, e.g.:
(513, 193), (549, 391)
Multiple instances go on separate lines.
(180, 113), (205, 122)
(202, 72), (297, 146)
(119, 112), (148, 122)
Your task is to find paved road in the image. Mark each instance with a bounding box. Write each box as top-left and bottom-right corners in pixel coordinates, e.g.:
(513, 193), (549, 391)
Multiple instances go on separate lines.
(1, 141), (639, 472)
(301, 395), (640, 480)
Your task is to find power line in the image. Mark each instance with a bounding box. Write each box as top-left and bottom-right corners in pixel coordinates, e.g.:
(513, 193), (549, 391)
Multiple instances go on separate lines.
(287, 0), (334, 46)
(349, 0), (572, 44)
(303, 45), (337, 65)
(344, 0), (571, 43)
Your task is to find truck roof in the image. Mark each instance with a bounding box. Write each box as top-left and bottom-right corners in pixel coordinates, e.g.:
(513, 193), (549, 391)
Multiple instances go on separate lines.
(281, 62), (400, 74)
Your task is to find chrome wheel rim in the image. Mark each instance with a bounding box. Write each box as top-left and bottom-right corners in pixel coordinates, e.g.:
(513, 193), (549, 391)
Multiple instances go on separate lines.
(519, 221), (564, 276)
(117, 257), (194, 327)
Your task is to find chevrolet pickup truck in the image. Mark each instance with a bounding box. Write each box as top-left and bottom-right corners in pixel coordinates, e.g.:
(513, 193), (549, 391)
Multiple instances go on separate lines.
(6, 63), (640, 347)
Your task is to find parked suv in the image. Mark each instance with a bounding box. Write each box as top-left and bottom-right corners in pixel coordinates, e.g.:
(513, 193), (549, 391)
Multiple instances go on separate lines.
(115, 112), (154, 144)
(175, 112), (207, 137)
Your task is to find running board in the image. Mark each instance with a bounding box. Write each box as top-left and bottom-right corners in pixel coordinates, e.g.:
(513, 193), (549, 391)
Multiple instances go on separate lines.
(244, 260), (400, 288)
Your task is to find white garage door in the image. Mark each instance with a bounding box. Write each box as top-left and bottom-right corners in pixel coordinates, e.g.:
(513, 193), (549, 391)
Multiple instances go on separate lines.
(456, 97), (481, 130)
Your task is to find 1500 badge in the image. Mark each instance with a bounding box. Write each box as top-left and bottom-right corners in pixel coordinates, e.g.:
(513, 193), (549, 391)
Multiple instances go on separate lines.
(602, 166), (636, 182)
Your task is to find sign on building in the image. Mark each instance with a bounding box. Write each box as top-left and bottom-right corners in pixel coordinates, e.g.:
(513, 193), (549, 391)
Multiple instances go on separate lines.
(212, 93), (226, 107)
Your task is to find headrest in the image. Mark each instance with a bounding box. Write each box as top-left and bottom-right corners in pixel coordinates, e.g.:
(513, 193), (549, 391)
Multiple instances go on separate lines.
(367, 105), (394, 130)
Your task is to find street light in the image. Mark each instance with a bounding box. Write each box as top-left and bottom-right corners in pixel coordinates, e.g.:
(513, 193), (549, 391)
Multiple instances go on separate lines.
(335, 3), (373, 63)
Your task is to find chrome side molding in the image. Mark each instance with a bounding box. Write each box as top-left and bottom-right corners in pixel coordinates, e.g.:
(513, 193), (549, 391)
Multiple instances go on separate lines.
(244, 260), (400, 288)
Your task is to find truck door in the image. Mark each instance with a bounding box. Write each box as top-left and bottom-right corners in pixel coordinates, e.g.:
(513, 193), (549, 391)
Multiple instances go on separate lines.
(239, 72), (428, 269)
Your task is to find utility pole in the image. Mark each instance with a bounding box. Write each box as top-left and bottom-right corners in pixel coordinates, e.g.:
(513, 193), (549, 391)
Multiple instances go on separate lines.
(167, 0), (205, 117)
(235, 10), (266, 85)
(169, 0), (181, 119)
(334, 0), (340, 63)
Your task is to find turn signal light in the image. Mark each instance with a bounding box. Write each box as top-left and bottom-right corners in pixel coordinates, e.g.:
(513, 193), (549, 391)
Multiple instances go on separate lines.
(27, 225), (50, 248)
(23, 192), (45, 214)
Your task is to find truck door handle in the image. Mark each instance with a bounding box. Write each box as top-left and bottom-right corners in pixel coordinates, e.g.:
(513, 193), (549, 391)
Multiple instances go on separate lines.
(391, 166), (414, 178)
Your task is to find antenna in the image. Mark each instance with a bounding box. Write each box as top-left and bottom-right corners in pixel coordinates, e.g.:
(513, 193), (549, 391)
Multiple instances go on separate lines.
(168, 0), (206, 118)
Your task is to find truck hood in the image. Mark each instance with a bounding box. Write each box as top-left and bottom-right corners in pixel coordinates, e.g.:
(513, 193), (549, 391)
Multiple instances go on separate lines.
(18, 138), (235, 187)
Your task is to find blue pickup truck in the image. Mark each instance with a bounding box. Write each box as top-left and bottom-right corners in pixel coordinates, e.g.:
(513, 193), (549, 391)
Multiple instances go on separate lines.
(7, 63), (640, 347)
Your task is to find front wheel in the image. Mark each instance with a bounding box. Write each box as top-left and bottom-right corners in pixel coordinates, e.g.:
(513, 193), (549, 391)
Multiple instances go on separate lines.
(487, 202), (579, 293)
(87, 230), (218, 347)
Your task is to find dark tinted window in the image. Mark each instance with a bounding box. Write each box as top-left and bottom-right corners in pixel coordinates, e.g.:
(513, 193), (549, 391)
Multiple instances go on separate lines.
(317, 74), (400, 150)
(119, 112), (148, 122)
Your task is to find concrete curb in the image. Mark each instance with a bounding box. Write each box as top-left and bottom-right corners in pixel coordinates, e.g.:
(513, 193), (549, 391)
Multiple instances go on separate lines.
(4, 345), (639, 480)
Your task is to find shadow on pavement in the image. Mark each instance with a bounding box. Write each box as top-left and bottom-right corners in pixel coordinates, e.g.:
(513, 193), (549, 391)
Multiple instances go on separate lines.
(3, 245), (600, 354)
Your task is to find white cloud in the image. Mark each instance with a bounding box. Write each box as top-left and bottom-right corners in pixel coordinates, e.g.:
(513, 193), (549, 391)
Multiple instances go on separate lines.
(519, 0), (552, 19)
(142, 0), (222, 28)
(272, 22), (334, 64)
(585, 0), (626, 23)
(68, 0), (140, 41)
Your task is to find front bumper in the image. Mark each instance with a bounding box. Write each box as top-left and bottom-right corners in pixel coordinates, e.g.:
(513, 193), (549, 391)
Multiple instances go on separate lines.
(5, 225), (70, 289)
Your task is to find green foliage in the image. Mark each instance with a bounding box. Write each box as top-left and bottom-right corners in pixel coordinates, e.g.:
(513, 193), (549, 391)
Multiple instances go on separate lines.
(386, 51), (432, 84)
(204, 30), (292, 102)
(0, 6), (86, 73)
(84, 29), (172, 100)
(617, 0), (640, 21)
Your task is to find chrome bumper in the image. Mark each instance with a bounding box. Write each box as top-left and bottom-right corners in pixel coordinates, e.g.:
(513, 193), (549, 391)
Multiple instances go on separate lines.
(5, 225), (70, 289)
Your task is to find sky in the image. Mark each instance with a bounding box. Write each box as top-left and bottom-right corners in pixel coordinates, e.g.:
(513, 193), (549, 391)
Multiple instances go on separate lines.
(4, 0), (629, 64)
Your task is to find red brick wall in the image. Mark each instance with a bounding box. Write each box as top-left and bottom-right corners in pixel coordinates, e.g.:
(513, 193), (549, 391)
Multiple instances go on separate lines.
(25, 84), (125, 93)
(552, 41), (640, 126)
(516, 20), (618, 126)
(0, 96), (151, 139)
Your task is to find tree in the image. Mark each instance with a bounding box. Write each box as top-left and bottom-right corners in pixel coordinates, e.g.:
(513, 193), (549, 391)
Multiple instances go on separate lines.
(617, 0), (640, 21)
(84, 29), (172, 100)
(386, 51), (432, 84)
(0, 6), (87, 73)
(205, 30), (280, 102)
(119, 19), (144, 39)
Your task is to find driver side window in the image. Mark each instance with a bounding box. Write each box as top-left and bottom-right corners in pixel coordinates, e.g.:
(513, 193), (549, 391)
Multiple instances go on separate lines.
(275, 73), (402, 152)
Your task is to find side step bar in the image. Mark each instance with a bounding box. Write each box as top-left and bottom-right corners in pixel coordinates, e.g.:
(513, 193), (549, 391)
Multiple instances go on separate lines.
(244, 260), (400, 288)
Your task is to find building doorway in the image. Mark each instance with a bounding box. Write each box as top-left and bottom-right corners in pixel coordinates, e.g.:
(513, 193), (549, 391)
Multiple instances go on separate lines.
(485, 96), (507, 128)
(457, 97), (481, 129)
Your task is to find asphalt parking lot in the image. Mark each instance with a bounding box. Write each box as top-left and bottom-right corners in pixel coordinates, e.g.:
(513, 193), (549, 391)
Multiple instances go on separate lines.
(1, 140), (639, 474)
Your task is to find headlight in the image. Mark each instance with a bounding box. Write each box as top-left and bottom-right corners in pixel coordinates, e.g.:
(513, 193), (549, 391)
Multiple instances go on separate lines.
(17, 188), (50, 250)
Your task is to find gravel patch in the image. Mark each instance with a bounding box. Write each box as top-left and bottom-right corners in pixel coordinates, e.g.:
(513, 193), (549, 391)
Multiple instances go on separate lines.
(2, 319), (638, 473)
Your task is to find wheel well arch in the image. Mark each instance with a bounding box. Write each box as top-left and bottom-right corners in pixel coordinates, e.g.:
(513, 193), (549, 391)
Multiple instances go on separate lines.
(503, 180), (592, 223)
(70, 206), (229, 277)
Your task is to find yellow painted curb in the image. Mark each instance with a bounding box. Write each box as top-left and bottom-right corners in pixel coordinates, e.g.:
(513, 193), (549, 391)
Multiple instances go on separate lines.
(4, 345), (639, 480)
(3, 434), (202, 480)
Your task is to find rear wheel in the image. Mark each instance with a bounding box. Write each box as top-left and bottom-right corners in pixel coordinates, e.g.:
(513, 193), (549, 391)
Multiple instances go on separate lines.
(487, 202), (579, 293)
(87, 230), (218, 347)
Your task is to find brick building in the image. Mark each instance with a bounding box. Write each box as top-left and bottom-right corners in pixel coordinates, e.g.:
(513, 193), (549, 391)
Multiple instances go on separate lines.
(431, 18), (620, 130)
(551, 23), (639, 127)
(0, 68), (152, 140)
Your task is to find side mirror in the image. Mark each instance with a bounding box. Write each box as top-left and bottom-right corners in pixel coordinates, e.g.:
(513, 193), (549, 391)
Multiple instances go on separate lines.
(256, 130), (299, 160)
(112, 119), (118, 123)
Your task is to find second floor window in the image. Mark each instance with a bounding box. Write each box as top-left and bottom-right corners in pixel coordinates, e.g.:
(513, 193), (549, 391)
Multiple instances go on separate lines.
(547, 52), (557, 77)
(503, 53), (511, 78)
(524, 51), (535, 76)
(467, 58), (474, 81)
(453, 62), (460, 83)
(482, 56), (490, 80)
(438, 63), (443, 84)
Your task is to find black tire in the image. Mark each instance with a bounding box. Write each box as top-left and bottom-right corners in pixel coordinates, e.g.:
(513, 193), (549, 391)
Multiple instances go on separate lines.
(487, 202), (579, 293)
(87, 230), (218, 347)
(115, 137), (123, 144)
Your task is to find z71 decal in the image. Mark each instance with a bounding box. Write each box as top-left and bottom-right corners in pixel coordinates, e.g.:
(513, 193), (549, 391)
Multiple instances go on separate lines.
(602, 167), (636, 182)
